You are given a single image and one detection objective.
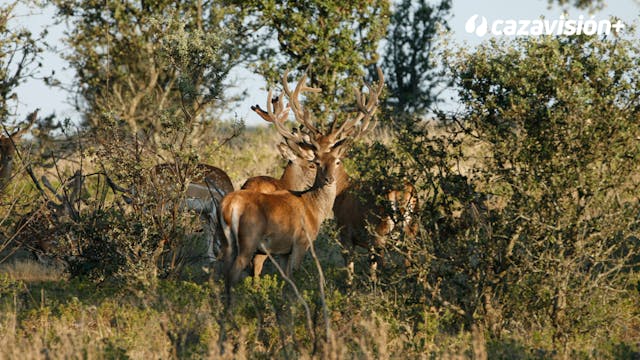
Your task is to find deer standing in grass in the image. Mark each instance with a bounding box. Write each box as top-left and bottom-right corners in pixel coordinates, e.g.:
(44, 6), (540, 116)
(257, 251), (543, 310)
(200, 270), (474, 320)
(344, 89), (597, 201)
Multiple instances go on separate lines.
(240, 78), (320, 277)
(279, 68), (417, 279)
(0, 110), (37, 192)
(220, 70), (383, 291)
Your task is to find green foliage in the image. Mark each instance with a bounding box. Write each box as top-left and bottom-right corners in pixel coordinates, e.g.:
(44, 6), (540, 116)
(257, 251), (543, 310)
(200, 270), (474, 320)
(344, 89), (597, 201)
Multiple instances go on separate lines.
(2, 1), (640, 358)
(0, 1), (43, 121)
(232, 0), (389, 125)
(346, 33), (640, 356)
(0, 273), (23, 308)
(53, 0), (244, 141)
(383, 0), (451, 116)
(445, 34), (640, 349)
(548, 0), (604, 11)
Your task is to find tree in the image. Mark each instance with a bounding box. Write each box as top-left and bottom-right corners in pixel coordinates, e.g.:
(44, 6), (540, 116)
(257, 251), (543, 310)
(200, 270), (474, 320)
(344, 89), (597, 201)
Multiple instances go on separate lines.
(53, 0), (246, 144)
(382, 0), (451, 117)
(432, 34), (640, 350)
(0, 1), (43, 123)
(229, 0), (389, 130)
(548, 0), (603, 10)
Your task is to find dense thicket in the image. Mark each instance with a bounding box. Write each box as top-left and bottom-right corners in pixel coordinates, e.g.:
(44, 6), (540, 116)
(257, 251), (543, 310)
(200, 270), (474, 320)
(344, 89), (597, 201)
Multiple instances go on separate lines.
(0, 0), (637, 358)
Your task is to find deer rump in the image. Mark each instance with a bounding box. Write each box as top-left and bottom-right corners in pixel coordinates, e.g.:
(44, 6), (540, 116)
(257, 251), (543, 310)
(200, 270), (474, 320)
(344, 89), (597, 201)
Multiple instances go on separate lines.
(221, 190), (320, 258)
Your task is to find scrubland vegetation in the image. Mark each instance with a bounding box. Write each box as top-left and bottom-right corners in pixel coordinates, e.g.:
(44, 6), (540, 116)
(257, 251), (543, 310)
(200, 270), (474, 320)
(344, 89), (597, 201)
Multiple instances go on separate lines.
(1, 0), (639, 358)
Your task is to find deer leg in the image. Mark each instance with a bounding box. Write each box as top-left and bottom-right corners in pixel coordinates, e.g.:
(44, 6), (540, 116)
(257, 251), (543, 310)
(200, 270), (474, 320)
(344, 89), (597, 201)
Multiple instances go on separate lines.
(228, 243), (256, 289)
(220, 217), (235, 282)
(339, 228), (356, 287)
(285, 244), (307, 278)
(373, 214), (392, 266)
(205, 212), (219, 262)
(252, 254), (267, 280)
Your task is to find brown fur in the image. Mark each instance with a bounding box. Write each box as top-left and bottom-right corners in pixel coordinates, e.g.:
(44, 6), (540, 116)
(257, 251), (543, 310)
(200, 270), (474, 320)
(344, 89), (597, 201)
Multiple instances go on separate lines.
(241, 143), (316, 194)
(152, 163), (234, 261)
(152, 163), (234, 200)
(312, 134), (419, 270)
(220, 150), (342, 290)
(240, 143), (318, 277)
(334, 180), (418, 268)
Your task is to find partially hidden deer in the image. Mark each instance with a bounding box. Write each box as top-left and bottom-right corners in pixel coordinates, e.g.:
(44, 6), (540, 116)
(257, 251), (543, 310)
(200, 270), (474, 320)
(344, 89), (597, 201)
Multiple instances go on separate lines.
(286, 68), (417, 279)
(333, 180), (418, 276)
(219, 69), (382, 292)
(150, 162), (234, 262)
(240, 86), (320, 278)
(242, 91), (317, 193)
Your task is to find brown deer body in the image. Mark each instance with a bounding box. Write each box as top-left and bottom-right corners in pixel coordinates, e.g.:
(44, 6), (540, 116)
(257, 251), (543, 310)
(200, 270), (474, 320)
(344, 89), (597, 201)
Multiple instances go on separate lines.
(240, 95), (319, 277)
(281, 68), (417, 275)
(220, 69), (383, 291)
(333, 180), (418, 270)
(241, 143), (316, 193)
(221, 150), (342, 289)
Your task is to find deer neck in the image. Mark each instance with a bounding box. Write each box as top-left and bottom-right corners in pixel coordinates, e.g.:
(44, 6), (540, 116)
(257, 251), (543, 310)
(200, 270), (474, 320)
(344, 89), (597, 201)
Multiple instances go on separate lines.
(300, 179), (337, 225)
(280, 161), (313, 191)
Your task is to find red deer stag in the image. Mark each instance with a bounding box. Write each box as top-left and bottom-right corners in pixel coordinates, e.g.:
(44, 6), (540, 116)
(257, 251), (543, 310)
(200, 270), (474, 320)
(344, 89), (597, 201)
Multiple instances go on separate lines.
(240, 78), (321, 277)
(219, 70), (382, 291)
(0, 110), (37, 192)
(333, 181), (418, 277)
(242, 89), (318, 193)
(291, 68), (416, 278)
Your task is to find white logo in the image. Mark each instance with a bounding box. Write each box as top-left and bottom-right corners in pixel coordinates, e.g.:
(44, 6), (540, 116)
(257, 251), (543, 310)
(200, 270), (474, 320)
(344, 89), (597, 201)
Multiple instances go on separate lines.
(465, 14), (488, 37)
(464, 15), (625, 37)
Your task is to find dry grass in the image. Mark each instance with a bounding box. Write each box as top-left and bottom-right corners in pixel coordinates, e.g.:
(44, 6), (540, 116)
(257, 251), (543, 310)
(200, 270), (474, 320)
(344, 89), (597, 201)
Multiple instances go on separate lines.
(0, 124), (636, 359)
(0, 259), (66, 282)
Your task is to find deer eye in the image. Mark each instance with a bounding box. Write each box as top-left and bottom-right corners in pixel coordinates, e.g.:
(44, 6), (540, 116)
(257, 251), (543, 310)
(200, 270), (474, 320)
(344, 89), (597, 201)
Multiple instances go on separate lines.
(309, 163), (316, 169)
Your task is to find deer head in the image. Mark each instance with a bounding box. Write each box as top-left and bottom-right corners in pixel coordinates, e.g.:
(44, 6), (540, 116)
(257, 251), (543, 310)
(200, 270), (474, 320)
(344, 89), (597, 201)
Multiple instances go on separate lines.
(283, 67), (385, 155)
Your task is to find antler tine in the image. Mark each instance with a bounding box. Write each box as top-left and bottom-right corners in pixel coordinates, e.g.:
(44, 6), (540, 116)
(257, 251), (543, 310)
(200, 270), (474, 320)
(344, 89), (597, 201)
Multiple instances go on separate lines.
(331, 67), (385, 145)
(251, 88), (304, 145)
(281, 69), (322, 135)
(351, 72), (384, 137)
(266, 88), (275, 117)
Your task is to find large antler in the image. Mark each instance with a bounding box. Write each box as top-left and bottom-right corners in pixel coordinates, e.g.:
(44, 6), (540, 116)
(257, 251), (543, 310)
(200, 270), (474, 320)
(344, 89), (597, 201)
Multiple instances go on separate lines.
(297, 67), (385, 153)
(252, 73), (321, 160)
(251, 90), (297, 143)
(281, 70), (322, 136)
(330, 67), (385, 145)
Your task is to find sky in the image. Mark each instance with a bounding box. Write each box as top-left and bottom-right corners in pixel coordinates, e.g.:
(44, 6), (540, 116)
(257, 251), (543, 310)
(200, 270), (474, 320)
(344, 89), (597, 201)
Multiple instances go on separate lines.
(7, 0), (640, 127)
